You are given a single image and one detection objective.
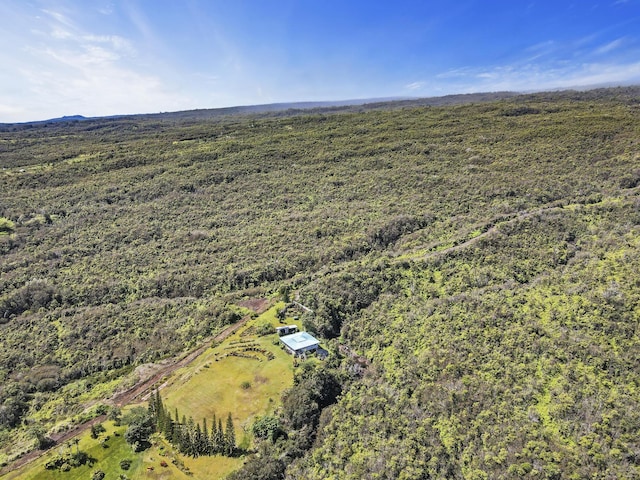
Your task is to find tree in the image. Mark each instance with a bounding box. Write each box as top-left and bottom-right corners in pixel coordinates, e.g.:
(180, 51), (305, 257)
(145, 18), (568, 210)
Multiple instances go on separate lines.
(251, 415), (284, 442)
(0, 394), (28, 428)
(279, 285), (291, 303)
(184, 416), (197, 456)
(210, 414), (219, 453)
(179, 415), (189, 453)
(90, 423), (106, 439)
(29, 424), (54, 450)
(226, 442), (285, 480)
(107, 407), (122, 426)
(124, 407), (154, 452)
(216, 417), (225, 454)
(202, 418), (211, 455)
(225, 413), (236, 456)
(149, 389), (166, 432)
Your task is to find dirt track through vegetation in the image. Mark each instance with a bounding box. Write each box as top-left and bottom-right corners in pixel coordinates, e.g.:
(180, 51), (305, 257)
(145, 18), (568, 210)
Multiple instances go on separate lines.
(397, 203), (578, 264)
(0, 300), (269, 476)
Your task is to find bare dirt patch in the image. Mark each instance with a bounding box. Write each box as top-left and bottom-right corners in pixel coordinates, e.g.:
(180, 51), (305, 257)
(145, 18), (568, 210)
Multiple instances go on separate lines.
(253, 374), (269, 384)
(237, 297), (270, 313)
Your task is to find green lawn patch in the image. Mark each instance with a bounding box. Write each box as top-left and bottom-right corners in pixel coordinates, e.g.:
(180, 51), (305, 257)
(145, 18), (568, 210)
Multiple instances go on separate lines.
(7, 304), (298, 480)
(163, 303), (296, 434)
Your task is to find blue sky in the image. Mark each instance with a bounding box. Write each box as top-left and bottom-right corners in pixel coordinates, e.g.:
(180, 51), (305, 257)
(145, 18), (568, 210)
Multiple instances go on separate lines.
(1, 1), (640, 122)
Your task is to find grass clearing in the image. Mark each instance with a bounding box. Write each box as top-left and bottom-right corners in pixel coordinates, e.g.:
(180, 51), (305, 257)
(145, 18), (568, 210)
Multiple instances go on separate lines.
(162, 302), (296, 434)
(3, 421), (139, 480)
(5, 302), (298, 480)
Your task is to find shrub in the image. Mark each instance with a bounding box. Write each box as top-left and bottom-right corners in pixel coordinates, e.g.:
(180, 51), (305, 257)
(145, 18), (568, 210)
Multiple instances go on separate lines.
(68, 451), (89, 467)
(45, 456), (64, 470)
(619, 169), (640, 188)
(120, 458), (131, 470)
(90, 423), (106, 439)
(250, 415), (284, 442)
(255, 321), (273, 336)
(92, 470), (105, 480)
(0, 217), (14, 235)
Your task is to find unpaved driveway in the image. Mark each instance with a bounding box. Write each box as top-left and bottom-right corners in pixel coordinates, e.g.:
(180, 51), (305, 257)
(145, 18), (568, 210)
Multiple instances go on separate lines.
(0, 300), (269, 476)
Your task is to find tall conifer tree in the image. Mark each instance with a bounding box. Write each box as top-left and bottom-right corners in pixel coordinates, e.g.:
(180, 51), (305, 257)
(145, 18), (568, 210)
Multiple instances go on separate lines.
(202, 418), (210, 455)
(225, 413), (235, 456)
(217, 418), (224, 454)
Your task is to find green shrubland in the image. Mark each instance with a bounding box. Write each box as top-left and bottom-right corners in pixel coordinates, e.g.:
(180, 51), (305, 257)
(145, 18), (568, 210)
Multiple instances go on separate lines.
(1, 87), (640, 477)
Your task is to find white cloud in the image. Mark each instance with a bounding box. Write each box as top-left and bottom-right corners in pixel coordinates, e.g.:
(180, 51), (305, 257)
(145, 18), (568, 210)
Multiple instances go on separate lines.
(405, 60), (640, 99)
(405, 81), (426, 91)
(0, 3), (192, 122)
(594, 37), (625, 55)
(40, 8), (74, 28)
(51, 27), (72, 39)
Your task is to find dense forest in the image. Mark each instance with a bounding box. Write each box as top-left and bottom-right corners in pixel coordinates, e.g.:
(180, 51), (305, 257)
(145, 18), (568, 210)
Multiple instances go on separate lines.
(1, 87), (640, 478)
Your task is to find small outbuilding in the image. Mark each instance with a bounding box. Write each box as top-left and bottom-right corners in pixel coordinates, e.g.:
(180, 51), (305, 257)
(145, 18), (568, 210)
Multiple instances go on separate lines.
(280, 331), (320, 356)
(276, 325), (298, 336)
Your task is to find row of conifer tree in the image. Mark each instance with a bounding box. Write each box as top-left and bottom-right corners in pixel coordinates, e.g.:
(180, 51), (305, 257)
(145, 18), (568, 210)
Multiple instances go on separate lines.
(148, 390), (236, 457)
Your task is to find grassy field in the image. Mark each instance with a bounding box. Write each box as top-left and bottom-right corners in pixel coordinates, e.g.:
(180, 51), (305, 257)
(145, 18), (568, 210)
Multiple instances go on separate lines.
(6, 302), (301, 479)
(3, 420), (138, 480)
(160, 302), (297, 451)
(157, 301), (301, 478)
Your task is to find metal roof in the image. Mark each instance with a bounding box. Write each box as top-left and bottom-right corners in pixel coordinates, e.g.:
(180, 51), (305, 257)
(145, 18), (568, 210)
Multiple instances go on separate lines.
(280, 331), (319, 351)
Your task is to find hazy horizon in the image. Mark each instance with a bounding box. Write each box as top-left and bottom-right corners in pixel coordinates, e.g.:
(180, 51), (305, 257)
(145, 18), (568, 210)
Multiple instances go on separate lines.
(1, 0), (640, 123)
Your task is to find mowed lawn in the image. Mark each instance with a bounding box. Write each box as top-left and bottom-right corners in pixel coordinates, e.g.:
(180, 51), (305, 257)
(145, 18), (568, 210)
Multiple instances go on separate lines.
(162, 303), (297, 444)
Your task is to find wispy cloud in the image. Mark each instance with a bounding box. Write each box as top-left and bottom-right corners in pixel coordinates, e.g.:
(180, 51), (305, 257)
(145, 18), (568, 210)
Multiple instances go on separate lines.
(594, 37), (626, 55)
(406, 59), (640, 97)
(525, 40), (557, 53)
(0, 5), (190, 121)
(98, 2), (115, 16)
(405, 81), (426, 91)
(41, 8), (74, 28)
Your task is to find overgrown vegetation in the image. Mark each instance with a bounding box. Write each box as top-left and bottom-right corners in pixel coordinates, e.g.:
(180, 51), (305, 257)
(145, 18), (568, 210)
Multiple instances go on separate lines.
(1, 87), (640, 477)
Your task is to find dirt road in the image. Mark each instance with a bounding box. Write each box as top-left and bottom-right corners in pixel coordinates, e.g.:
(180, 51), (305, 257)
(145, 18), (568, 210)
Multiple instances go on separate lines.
(0, 299), (269, 477)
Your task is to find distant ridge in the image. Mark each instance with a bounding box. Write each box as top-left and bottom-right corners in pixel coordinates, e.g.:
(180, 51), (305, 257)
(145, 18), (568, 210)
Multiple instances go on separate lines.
(0, 93), (517, 126)
(135, 86), (640, 122)
(41, 114), (88, 123)
(132, 92), (521, 122)
(3, 85), (640, 126)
